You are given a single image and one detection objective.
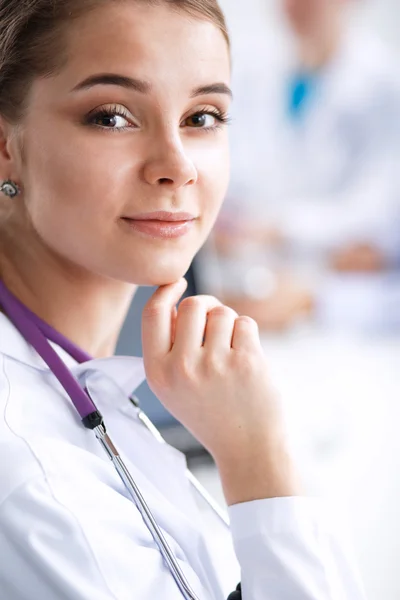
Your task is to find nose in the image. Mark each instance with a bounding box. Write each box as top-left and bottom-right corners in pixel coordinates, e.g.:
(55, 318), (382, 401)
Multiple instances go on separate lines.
(142, 135), (198, 189)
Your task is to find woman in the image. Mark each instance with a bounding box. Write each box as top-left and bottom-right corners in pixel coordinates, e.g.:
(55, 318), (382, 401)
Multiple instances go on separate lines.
(0, 1), (365, 598)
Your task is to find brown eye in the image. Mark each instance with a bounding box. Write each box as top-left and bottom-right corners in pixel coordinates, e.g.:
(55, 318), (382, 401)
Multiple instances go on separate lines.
(186, 113), (207, 127)
(95, 114), (120, 128)
(87, 108), (132, 130)
(184, 113), (218, 128)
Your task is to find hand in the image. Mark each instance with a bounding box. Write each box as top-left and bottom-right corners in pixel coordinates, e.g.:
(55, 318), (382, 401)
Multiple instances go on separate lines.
(261, 278), (314, 330)
(142, 280), (300, 504)
(224, 277), (314, 332)
(331, 244), (386, 273)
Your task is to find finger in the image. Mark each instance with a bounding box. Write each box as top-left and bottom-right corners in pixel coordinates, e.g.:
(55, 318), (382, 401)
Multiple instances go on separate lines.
(203, 305), (238, 352)
(171, 306), (178, 346)
(231, 316), (262, 352)
(142, 279), (188, 359)
(173, 295), (222, 354)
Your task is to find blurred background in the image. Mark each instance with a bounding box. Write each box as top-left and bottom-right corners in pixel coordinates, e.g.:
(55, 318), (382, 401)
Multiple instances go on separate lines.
(118, 1), (400, 598)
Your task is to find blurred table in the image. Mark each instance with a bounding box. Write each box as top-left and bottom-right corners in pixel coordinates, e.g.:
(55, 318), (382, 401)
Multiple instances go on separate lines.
(192, 327), (400, 600)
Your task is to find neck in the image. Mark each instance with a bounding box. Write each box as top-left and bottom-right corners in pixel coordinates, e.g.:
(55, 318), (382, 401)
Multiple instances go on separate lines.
(0, 222), (137, 359)
(295, 14), (343, 72)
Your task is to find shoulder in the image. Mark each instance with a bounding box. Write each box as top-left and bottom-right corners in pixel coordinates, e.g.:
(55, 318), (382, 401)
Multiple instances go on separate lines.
(0, 353), (43, 505)
(0, 351), (103, 509)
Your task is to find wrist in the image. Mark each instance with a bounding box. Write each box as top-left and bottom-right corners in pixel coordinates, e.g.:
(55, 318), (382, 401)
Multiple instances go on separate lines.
(215, 439), (301, 507)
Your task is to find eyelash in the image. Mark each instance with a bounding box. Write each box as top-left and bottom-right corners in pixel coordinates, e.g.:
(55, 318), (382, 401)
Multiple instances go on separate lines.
(85, 105), (231, 132)
(195, 108), (231, 131)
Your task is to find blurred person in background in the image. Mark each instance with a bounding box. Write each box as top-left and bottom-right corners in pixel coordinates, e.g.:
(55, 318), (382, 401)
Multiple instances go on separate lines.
(197, 0), (400, 333)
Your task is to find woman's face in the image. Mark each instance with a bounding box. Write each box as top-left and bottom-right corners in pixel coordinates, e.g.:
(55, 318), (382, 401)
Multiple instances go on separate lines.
(15, 2), (231, 285)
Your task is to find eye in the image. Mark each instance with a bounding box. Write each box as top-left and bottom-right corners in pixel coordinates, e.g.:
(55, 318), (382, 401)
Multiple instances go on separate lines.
(183, 110), (230, 130)
(85, 105), (134, 131)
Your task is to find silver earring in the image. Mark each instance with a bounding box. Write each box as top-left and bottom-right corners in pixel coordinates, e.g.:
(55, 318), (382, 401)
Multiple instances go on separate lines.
(0, 180), (20, 198)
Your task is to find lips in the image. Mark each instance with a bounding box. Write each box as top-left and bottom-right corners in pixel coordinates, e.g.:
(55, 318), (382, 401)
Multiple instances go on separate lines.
(121, 212), (197, 239)
(125, 211), (196, 222)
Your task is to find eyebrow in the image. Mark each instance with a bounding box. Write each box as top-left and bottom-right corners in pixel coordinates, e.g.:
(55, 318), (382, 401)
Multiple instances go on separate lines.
(191, 83), (232, 98)
(71, 73), (232, 98)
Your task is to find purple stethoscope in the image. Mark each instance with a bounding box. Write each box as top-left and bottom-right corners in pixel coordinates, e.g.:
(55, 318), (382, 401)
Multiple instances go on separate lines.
(0, 280), (235, 600)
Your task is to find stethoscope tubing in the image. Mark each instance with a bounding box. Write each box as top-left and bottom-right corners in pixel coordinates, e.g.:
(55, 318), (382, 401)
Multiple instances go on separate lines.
(95, 423), (202, 600)
(0, 280), (230, 600)
(134, 404), (230, 528)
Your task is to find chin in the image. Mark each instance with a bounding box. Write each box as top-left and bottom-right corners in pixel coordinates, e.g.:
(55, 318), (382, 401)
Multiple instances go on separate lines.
(122, 258), (194, 288)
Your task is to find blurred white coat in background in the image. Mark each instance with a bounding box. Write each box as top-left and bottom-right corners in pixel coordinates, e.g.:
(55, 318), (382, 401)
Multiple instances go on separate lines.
(218, 15), (400, 331)
(228, 26), (400, 253)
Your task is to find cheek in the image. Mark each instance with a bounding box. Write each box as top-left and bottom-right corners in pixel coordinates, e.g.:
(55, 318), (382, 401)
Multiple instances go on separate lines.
(18, 119), (230, 284)
(22, 126), (135, 231)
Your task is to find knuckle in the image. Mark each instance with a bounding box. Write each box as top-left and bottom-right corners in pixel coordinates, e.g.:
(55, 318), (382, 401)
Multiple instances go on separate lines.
(178, 296), (202, 312)
(179, 295), (221, 313)
(203, 352), (225, 377)
(208, 305), (237, 319)
(198, 294), (221, 304)
(236, 352), (257, 375)
(236, 315), (258, 328)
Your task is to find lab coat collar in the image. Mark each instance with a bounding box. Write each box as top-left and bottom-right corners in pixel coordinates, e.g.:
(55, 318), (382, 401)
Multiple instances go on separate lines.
(0, 312), (146, 397)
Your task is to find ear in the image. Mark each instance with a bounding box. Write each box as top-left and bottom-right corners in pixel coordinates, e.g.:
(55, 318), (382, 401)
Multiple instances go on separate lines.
(0, 116), (22, 184)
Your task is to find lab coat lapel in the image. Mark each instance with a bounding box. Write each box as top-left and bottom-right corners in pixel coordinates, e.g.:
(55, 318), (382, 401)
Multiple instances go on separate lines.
(78, 367), (216, 595)
(79, 367), (199, 516)
(1, 316), (226, 597)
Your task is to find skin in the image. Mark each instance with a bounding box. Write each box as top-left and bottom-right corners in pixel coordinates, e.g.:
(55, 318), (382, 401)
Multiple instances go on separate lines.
(0, 2), (299, 505)
(331, 243), (386, 273)
(0, 2), (231, 356)
(282, 0), (346, 70)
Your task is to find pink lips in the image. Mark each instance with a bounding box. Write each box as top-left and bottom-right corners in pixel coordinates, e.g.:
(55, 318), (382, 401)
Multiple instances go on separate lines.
(122, 211), (196, 239)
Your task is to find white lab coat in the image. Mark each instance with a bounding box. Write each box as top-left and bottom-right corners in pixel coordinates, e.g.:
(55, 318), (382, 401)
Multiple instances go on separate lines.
(227, 26), (400, 256)
(207, 26), (400, 330)
(0, 312), (366, 599)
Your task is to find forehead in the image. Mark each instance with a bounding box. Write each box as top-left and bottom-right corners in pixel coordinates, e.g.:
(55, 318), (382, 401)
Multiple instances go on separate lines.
(55, 2), (230, 94)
